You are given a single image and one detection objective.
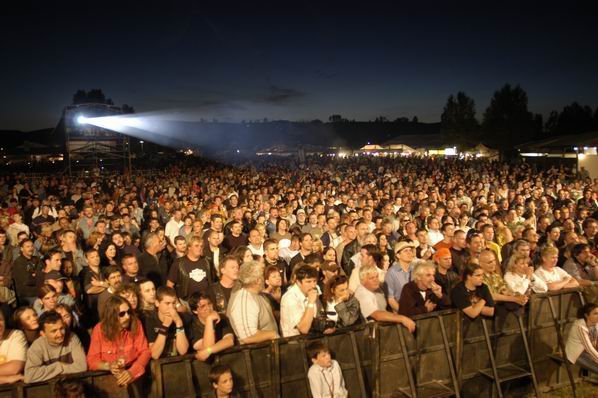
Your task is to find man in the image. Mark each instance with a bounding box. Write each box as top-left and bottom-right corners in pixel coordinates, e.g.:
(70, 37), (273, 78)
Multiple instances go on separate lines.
(222, 220), (248, 252)
(172, 236), (188, 260)
(24, 310), (87, 383)
(87, 295), (151, 387)
(138, 232), (167, 288)
(6, 213), (29, 247)
(399, 261), (448, 316)
(203, 214), (224, 248)
(167, 236), (214, 301)
(121, 254), (142, 284)
(433, 247), (460, 302)
(188, 292), (235, 361)
(263, 239), (288, 285)
(59, 229), (86, 274)
(354, 266), (415, 332)
(320, 217), (340, 248)
(465, 231), (484, 265)
(143, 286), (190, 359)
(208, 256), (240, 313)
(335, 224), (355, 268)
(289, 233), (314, 278)
(12, 239), (42, 305)
(385, 241), (416, 313)
(481, 224), (502, 263)
(341, 221), (369, 277)
(36, 249), (62, 289)
(204, 230), (226, 279)
(227, 260), (279, 344)
(563, 243), (598, 302)
(97, 266), (123, 318)
(280, 265), (321, 337)
(247, 228), (264, 257)
(165, 210), (184, 247)
(433, 223), (454, 251)
(31, 205), (55, 235)
(77, 205), (97, 240)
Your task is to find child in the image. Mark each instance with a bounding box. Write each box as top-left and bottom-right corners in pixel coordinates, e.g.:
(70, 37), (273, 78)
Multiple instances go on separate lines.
(307, 341), (348, 398)
(209, 364), (237, 398)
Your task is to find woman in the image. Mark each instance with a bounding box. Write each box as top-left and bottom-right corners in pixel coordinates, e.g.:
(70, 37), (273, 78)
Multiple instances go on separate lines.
(56, 303), (89, 352)
(179, 216), (194, 241)
(35, 285), (59, 315)
(322, 246), (337, 265)
(12, 307), (39, 345)
(85, 231), (105, 251)
(0, 310), (27, 384)
(116, 284), (139, 312)
(262, 265), (283, 321)
(504, 254), (547, 295)
(565, 303), (598, 373)
(376, 233), (394, 263)
(231, 246), (253, 265)
(101, 243), (119, 268)
(322, 275), (363, 329)
(270, 219), (291, 242)
(450, 263), (495, 319)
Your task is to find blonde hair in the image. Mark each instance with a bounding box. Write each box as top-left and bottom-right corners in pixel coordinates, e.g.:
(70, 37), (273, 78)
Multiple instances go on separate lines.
(506, 254), (529, 273)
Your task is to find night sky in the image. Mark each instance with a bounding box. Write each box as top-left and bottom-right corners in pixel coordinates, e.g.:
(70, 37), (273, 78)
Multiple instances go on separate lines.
(2, 7), (598, 131)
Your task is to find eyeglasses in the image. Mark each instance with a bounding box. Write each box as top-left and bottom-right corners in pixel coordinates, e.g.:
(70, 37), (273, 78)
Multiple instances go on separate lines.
(118, 309), (132, 318)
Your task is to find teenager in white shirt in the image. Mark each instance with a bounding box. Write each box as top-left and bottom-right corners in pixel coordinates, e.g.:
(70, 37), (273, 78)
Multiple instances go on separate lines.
(307, 341), (348, 398)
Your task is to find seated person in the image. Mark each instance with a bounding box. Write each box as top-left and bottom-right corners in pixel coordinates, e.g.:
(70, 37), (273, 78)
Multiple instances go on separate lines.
(354, 266), (415, 332)
(565, 303), (598, 373)
(322, 275), (363, 329)
(143, 286), (191, 359)
(0, 310), (27, 384)
(504, 254), (547, 295)
(188, 292), (235, 362)
(399, 261), (448, 317)
(87, 295), (151, 388)
(307, 341), (348, 398)
(24, 310), (87, 383)
(209, 364), (238, 398)
(534, 246), (579, 291)
(450, 263), (495, 319)
(280, 265), (321, 337)
(227, 261), (279, 344)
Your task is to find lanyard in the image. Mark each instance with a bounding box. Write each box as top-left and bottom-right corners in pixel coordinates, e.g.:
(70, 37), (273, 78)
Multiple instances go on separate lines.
(321, 368), (334, 397)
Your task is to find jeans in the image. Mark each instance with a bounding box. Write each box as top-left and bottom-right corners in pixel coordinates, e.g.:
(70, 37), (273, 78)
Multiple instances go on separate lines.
(575, 351), (598, 374)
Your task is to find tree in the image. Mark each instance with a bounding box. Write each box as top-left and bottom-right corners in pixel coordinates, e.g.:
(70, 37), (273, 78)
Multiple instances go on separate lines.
(411, 116), (419, 123)
(374, 116), (388, 123)
(72, 89), (112, 105)
(121, 104), (135, 114)
(482, 84), (534, 150)
(440, 91), (479, 148)
(328, 114), (343, 123)
(557, 102), (593, 134)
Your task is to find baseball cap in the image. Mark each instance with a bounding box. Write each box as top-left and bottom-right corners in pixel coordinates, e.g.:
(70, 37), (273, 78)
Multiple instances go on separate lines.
(45, 271), (68, 281)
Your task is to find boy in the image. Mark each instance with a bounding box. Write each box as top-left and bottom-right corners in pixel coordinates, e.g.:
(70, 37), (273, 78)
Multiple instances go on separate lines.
(307, 341), (348, 398)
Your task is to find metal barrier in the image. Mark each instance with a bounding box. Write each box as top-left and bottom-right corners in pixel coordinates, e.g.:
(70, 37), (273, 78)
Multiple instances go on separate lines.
(0, 288), (586, 397)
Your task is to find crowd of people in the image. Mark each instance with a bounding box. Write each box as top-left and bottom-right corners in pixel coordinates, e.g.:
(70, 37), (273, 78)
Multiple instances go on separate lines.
(0, 155), (597, 396)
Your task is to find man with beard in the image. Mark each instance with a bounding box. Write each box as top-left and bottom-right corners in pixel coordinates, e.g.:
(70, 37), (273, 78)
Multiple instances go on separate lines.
(87, 295), (151, 389)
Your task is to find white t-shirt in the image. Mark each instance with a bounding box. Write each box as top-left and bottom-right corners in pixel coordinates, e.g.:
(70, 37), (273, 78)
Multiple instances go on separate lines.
(0, 330), (27, 364)
(534, 266), (570, 284)
(280, 284), (316, 337)
(354, 285), (387, 320)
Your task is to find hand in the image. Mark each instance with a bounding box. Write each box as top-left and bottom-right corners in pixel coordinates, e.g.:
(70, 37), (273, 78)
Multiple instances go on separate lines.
(525, 266), (534, 277)
(109, 360), (125, 375)
(401, 316), (416, 333)
(323, 327), (336, 335)
(91, 277), (103, 287)
(307, 288), (318, 304)
(515, 295), (528, 305)
(162, 314), (174, 327)
(195, 348), (211, 361)
(205, 311), (221, 324)
(430, 282), (442, 298)
(115, 370), (134, 387)
(424, 300), (437, 312)
(170, 308), (183, 327)
(0, 374), (24, 384)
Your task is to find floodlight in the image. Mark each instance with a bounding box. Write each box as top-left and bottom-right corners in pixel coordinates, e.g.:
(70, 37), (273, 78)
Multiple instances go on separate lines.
(76, 115), (88, 125)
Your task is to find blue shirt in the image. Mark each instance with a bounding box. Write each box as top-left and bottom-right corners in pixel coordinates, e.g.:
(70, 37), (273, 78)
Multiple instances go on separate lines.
(385, 262), (414, 301)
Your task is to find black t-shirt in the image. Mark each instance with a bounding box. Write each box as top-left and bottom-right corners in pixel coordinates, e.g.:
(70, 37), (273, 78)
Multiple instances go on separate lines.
(167, 256), (213, 299)
(450, 282), (495, 313)
(208, 283), (234, 313)
(189, 316), (233, 347)
(143, 311), (193, 358)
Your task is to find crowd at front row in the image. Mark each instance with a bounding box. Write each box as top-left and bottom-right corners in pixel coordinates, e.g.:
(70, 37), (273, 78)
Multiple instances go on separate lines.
(1, 209), (598, 397)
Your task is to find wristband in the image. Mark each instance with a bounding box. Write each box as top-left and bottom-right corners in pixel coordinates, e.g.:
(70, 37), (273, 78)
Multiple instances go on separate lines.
(158, 326), (168, 335)
(176, 327), (185, 334)
(206, 346), (212, 355)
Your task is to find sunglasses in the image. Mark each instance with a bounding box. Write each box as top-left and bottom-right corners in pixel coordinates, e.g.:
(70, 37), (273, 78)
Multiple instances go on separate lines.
(118, 309), (132, 318)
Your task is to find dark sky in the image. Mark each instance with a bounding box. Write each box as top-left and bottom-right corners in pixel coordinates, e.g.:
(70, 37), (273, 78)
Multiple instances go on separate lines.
(2, 8), (598, 131)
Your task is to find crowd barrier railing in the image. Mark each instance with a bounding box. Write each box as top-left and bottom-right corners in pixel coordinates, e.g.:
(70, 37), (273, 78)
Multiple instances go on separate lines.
(0, 288), (586, 397)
